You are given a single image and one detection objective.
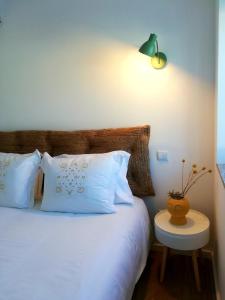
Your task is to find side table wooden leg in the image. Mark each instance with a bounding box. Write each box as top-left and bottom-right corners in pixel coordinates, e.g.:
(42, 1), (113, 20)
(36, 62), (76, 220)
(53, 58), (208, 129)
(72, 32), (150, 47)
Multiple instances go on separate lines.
(192, 250), (201, 292)
(160, 246), (168, 283)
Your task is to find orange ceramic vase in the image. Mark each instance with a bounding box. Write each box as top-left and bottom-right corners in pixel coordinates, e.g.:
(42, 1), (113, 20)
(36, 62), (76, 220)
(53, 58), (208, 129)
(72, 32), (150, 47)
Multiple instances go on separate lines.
(167, 198), (189, 225)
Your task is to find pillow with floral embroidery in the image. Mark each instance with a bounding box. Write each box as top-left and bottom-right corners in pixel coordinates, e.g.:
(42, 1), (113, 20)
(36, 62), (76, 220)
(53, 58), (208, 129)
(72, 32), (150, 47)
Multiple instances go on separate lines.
(40, 152), (120, 214)
(59, 151), (134, 205)
(0, 150), (41, 208)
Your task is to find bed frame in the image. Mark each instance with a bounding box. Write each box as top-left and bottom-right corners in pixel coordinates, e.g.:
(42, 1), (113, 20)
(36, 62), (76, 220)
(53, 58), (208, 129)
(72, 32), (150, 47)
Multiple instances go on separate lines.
(0, 125), (154, 197)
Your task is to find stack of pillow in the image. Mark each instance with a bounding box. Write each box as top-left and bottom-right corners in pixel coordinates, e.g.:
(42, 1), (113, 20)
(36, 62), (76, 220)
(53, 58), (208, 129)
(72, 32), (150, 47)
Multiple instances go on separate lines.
(0, 150), (134, 213)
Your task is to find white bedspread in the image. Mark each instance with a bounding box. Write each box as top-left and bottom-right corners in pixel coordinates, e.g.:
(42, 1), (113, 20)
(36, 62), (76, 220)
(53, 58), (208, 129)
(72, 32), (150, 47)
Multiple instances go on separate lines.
(0, 197), (150, 300)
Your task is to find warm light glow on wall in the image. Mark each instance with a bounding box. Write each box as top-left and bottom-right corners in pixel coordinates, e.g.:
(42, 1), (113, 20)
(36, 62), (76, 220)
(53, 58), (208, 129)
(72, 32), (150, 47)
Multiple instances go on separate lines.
(118, 47), (172, 98)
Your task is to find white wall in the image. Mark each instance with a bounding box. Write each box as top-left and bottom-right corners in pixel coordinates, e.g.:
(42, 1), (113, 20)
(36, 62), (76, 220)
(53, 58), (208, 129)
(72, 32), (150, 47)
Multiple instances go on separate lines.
(0, 1), (215, 223)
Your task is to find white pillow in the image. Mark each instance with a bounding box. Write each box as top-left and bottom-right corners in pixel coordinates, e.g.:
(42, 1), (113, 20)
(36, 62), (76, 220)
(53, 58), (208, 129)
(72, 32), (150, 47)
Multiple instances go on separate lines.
(59, 151), (134, 205)
(0, 150), (41, 208)
(40, 152), (120, 214)
(111, 151), (134, 205)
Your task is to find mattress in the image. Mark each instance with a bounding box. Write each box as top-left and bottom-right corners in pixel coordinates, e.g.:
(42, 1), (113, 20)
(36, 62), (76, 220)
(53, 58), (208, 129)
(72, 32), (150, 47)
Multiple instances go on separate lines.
(0, 197), (150, 300)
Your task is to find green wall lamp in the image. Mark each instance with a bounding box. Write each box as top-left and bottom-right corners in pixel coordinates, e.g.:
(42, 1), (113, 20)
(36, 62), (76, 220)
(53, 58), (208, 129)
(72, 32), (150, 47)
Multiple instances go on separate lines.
(139, 33), (167, 69)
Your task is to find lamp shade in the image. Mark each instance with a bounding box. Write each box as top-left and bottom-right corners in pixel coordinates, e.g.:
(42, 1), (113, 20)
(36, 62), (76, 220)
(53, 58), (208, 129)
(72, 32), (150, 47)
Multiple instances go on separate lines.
(139, 33), (157, 57)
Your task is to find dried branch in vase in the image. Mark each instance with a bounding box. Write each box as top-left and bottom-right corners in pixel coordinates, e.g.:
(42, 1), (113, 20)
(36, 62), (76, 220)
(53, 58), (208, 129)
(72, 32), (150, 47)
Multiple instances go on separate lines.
(168, 159), (212, 200)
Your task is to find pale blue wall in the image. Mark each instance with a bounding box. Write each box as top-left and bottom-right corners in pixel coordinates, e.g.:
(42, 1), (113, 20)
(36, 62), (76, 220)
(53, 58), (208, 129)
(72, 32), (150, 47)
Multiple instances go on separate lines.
(0, 0), (215, 222)
(214, 1), (225, 299)
(217, 0), (225, 163)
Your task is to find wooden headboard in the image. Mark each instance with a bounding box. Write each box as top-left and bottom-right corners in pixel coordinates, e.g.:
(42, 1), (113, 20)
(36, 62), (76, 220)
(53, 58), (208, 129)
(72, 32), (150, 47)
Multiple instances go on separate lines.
(0, 125), (154, 197)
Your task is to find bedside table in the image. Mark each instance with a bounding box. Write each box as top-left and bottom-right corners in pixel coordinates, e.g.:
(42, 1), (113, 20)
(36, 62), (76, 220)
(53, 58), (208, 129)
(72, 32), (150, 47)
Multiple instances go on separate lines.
(154, 209), (210, 291)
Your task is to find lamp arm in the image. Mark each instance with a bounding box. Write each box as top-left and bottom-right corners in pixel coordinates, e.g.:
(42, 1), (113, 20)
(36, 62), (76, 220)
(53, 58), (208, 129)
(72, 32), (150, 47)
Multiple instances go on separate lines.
(156, 40), (160, 63)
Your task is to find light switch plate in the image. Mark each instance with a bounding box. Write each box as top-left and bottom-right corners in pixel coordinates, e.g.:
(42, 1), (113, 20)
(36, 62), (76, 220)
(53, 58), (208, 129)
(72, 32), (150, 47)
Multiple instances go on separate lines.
(157, 151), (168, 161)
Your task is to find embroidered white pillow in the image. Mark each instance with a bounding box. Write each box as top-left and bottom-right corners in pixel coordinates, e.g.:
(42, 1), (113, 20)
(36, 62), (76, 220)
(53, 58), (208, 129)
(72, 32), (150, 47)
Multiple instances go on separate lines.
(0, 150), (41, 208)
(40, 152), (120, 214)
(59, 151), (134, 205)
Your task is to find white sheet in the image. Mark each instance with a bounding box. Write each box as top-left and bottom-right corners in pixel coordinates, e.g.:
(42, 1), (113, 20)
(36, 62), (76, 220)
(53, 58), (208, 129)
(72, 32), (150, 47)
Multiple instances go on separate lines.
(0, 197), (150, 300)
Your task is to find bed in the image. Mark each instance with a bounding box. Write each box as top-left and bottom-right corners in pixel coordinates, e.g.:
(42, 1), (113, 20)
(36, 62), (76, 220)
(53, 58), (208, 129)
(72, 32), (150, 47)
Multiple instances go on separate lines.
(0, 125), (154, 300)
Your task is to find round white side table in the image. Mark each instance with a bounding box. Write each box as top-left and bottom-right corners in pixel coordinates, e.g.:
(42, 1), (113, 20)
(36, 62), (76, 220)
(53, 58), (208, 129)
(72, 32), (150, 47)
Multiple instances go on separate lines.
(154, 209), (210, 291)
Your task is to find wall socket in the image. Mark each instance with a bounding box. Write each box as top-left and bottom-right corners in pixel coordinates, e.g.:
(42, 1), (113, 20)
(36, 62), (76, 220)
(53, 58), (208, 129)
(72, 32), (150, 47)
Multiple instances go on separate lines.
(157, 151), (168, 161)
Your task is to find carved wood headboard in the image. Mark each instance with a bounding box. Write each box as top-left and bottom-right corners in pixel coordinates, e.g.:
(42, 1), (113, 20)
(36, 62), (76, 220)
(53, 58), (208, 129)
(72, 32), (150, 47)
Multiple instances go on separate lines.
(0, 125), (154, 197)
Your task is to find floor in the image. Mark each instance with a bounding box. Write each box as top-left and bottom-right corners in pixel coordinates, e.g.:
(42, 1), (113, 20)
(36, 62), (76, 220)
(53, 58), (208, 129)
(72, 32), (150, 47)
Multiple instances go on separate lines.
(132, 251), (216, 300)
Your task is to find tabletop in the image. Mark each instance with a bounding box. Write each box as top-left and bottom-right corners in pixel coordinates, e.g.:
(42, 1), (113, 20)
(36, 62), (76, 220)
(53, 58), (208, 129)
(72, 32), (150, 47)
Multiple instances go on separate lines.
(154, 209), (210, 236)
